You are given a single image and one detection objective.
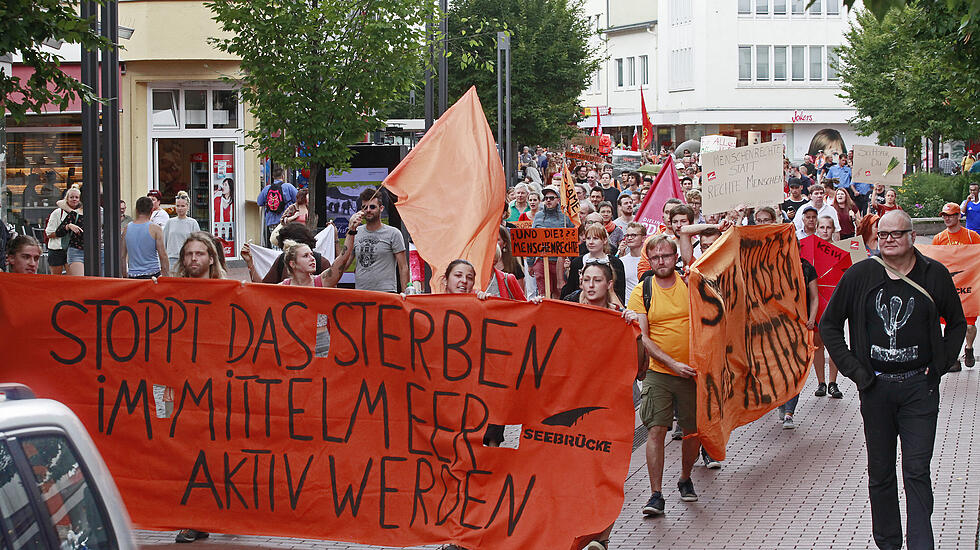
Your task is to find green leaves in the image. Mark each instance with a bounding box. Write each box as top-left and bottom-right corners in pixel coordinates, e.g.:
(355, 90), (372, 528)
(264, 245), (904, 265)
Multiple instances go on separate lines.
(0, 0), (111, 123)
(207, 0), (437, 173)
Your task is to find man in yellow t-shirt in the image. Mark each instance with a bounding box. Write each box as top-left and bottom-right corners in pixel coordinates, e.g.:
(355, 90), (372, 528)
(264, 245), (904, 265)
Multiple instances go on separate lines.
(627, 234), (700, 517)
(933, 202), (979, 368)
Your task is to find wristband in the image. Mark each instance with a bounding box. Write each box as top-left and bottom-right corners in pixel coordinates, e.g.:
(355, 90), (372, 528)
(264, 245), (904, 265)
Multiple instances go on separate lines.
(347, 229), (357, 235)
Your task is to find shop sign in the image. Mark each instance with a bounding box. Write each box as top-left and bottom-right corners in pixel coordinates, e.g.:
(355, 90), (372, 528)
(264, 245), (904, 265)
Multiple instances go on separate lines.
(790, 110), (813, 123)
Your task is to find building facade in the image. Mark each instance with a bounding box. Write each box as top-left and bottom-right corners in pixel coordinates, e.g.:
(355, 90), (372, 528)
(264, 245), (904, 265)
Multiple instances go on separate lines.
(3, 1), (261, 259)
(579, 0), (867, 160)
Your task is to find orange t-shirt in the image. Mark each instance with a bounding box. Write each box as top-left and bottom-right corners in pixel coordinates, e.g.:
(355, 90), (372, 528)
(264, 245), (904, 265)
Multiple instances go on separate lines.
(932, 228), (980, 245)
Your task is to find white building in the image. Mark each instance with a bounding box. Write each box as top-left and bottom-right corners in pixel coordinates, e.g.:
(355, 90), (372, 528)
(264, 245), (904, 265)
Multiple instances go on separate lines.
(581, 0), (867, 161)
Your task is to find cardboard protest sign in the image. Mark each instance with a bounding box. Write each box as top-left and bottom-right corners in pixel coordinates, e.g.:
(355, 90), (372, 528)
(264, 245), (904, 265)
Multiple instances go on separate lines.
(700, 142), (784, 215)
(799, 235), (853, 323)
(0, 275), (639, 550)
(511, 219), (533, 229)
(833, 235), (869, 265)
(611, 150), (643, 178)
(916, 244), (980, 317)
(852, 145), (906, 186)
(688, 225), (813, 460)
(509, 227), (579, 257)
(566, 135), (606, 163)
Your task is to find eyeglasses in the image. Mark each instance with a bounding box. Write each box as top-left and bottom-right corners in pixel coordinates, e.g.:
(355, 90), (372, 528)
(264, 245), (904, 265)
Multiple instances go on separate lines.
(625, 232), (643, 238)
(877, 229), (912, 241)
(650, 253), (677, 263)
(544, 195), (559, 201)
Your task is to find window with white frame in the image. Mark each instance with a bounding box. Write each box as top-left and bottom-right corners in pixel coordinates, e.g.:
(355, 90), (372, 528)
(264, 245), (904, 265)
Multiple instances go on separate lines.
(826, 0), (839, 14)
(588, 68), (602, 93)
(628, 57), (636, 86)
(773, 46), (787, 80)
(640, 55), (649, 85)
(670, 47), (694, 89)
(151, 90), (179, 128)
(756, 45), (770, 80)
(670, 0), (693, 24)
(792, 45), (805, 80)
(808, 0), (821, 14)
(616, 58), (624, 88)
(809, 46), (823, 80)
(774, 0), (787, 15)
(827, 46), (840, 80)
(756, 0), (768, 15)
(792, 0), (805, 14)
(151, 88), (241, 131)
(738, 46), (752, 81)
(739, 0), (752, 14)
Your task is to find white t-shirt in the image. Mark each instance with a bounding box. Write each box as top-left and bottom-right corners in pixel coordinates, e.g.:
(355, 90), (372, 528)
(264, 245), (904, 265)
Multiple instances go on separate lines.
(619, 253), (641, 298)
(150, 208), (170, 228)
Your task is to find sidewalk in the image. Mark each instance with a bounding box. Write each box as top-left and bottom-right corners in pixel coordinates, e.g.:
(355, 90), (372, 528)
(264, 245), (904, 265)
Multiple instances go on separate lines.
(136, 366), (980, 549)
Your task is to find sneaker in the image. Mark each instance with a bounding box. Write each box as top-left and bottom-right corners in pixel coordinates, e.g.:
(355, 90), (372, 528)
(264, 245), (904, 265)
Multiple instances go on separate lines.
(965, 349), (975, 368)
(677, 477), (698, 502)
(701, 447), (722, 469)
(814, 382), (827, 397)
(949, 361), (962, 372)
(828, 382), (843, 399)
(776, 405), (785, 423)
(642, 492), (665, 516)
(672, 424), (683, 440)
(175, 530), (209, 543)
(584, 541), (609, 550)
(782, 414), (795, 429)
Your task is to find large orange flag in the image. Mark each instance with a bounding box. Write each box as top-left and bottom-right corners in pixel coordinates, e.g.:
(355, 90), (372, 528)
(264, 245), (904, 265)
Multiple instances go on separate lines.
(384, 87), (505, 292)
(561, 161), (581, 226)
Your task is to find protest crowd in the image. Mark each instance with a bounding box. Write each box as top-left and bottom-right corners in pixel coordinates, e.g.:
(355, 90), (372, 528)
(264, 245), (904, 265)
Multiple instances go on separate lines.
(3, 131), (979, 550)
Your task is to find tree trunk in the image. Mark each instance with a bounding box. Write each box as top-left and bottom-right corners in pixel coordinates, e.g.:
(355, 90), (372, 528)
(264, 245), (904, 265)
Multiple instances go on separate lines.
(307, 161), (321, 230)
(932, 132), (941, 173)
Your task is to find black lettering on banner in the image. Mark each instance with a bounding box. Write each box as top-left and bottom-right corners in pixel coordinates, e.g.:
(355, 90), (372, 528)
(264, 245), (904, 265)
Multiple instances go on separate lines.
(242, 449), (273, 511)
(256, 378), (283, 437)
(236, 374), (258, 438)
(82, 299), (118, 369)
(409, 308), (435, 379)
(284, 453), (314, 510)
(181, 450), (223, 509)
(515, 326), (561, 389)
(170, 379), (215, 440)
(223, 452), (249, 509)
(138, 299), (167, 363)
(697, 278), (724, 326)
(480, 318), (515, 389)
(483, 474), (536, 535)
(227, 304), (254, 363)
(252, 308), (282, 366)
(106, 378), (153, 439)
(186, 299), (210, 363)
(50, 300), (87, 365)
(320, 378), (344, 443)
(406, 382), (431, 456)
(379, 456), (408, 529)
(435, 464), (462, 526)
(430, 391), (459, 463)
(455, 393), (489, 467)
(345, 381), (390, 449)
(378, 304), (406, 371)
(282, 302), (313, 370)
(329, 455), (373, 518)
(288, 377), (313, 441)
(105, 306), (139, 362)
(411, 457), (435, 526)
(443, 310), (472, 381)
(165, 297), (188, 363)
(460, 469), (492, 530)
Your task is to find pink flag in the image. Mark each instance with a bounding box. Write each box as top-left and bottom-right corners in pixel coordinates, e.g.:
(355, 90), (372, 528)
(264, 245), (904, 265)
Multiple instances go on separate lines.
(633, 162), (684, 234)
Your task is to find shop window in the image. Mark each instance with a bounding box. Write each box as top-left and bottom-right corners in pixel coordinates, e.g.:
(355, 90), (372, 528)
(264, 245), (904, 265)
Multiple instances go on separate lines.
(213, 90), (239, 129)
(184, 90), (208, 129)
(152, 90), (179, 128)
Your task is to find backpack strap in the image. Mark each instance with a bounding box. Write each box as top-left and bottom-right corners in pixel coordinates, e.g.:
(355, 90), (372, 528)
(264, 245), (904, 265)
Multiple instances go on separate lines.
(642, 274), (653, 312)
(870, 256), (934, 304)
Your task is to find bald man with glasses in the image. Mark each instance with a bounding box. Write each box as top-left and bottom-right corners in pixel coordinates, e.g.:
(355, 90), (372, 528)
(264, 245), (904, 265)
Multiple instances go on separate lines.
(820, 210), (965, 550)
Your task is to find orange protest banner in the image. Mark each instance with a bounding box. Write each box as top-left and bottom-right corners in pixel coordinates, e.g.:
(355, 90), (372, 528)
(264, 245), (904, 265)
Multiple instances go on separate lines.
(0, 274), (638, 550)
(511, 219), (533, 229)
(916, 244), (980, 317)
(561, 162), (582, 227)
(688, 225), (813, 460)
(509, 227), (579, 257)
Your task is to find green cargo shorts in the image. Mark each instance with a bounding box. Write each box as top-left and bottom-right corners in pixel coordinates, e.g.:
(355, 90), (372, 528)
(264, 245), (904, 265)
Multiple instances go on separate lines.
(638, 371), (697, 432)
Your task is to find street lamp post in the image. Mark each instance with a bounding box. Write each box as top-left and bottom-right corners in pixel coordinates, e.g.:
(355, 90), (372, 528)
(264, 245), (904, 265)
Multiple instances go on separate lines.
(496, 32), (512, 188)
(101, 0), (121, 278)
(80, 0), (100, 276)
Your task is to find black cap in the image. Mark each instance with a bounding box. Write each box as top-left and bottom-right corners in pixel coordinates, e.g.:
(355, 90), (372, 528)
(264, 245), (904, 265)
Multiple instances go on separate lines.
(788, 177), (803, 187)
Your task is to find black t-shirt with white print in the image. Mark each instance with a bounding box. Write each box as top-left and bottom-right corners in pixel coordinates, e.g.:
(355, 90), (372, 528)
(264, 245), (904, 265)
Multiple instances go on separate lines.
(864, 274), (932, 374)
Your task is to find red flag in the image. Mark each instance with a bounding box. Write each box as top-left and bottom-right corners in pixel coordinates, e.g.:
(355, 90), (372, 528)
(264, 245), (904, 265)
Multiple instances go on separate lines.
(631, 128), (639, 151)
(593, 108), (602, 136)
(633, 161), (684, 235)
(640, 88), (654, 150)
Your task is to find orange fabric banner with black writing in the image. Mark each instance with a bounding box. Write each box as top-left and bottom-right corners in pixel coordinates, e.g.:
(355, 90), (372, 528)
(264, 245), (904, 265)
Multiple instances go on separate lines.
(509, 227), (579, 257)
(916, 244), (980, 317)
(688, 225), (813, 460)
(0, 275), (639, 550)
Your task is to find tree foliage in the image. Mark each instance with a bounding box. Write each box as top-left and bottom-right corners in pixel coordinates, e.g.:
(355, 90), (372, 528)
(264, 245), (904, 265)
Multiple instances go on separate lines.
(446, 0), (600, 148)
(207, 0), (438, 175)
(0, 0), (110, 123)
(837, 3), (979, 165)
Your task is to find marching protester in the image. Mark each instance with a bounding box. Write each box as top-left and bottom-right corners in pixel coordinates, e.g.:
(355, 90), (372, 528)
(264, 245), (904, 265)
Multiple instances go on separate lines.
(821, 210), (966, 550)
(562, 223), (627, 305)
(629, 235), (701, 517)
(962, 182), (980, 232)
(517, 189), (541, 223)
(241, 223), (328, 283)
(932, 202), (980, 369)
(613, 195), (634, 232)
(507, 183), (531, 221)
(164, 191), (202, 271)
(531, 185), (573, 299)
(496, 225), (525, 288)
(484, 244), (526, 300)
(796, 205), (819, 240)
(871, 187), (902, 216)
(121, 196), (170, 279)
(793, 184), (840, 235)
(831, 188), (860, 239)
(344, 188), (411, 293)
(597, 201), (625, 251)
(5, 235), (42, 275)
(857, 213), (881, 255)
(598, 171), (619, 204)
(813, 215), (844, 399)
(618, 222), (647, 298)
(175, 232), (225, 279)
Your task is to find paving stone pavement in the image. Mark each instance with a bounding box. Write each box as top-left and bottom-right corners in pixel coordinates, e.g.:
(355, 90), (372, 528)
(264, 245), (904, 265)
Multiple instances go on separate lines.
(136, 364), (980, 549)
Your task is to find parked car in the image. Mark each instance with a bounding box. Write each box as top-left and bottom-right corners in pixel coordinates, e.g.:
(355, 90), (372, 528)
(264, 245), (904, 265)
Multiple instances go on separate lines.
(0, 383), (137, 549)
